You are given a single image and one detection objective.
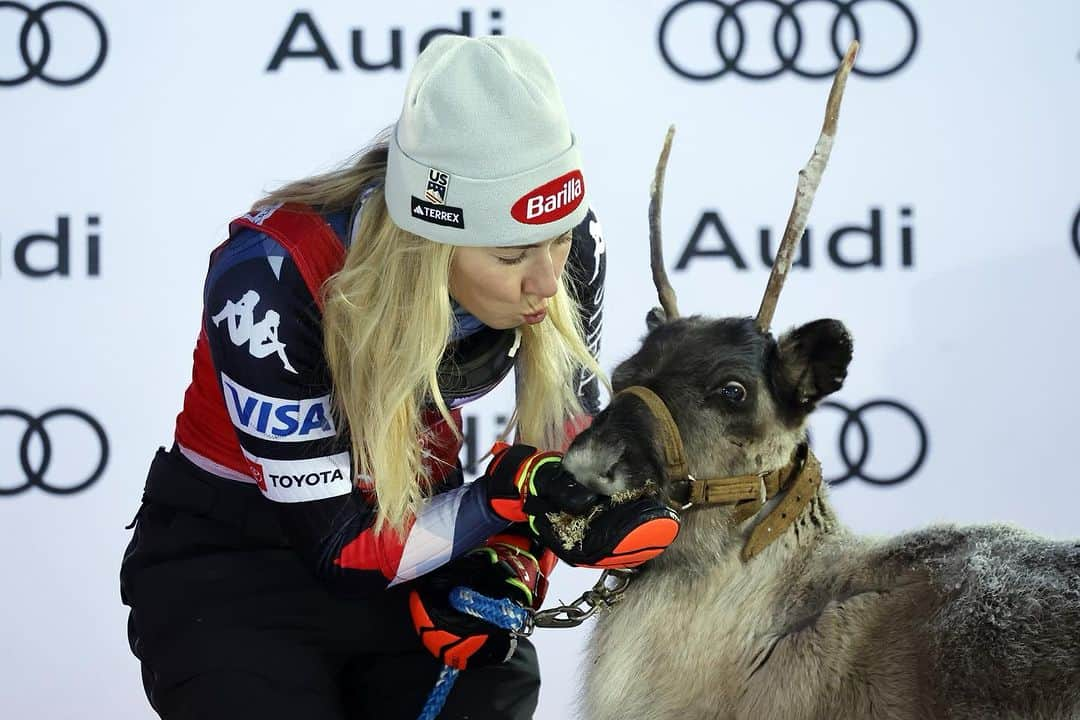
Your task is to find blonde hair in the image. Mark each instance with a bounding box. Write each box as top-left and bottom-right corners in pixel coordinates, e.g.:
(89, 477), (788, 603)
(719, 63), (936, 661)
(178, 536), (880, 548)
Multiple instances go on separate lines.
(255, 133), (606, 533)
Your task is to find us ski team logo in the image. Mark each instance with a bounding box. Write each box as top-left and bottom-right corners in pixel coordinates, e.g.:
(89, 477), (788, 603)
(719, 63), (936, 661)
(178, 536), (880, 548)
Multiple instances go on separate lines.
(211, 289), (298, 374)
(425, 168), (450, 204)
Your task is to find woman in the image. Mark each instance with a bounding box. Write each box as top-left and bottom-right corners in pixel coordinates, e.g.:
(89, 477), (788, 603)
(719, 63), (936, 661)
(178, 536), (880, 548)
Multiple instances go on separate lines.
(120, 35), (677, 720)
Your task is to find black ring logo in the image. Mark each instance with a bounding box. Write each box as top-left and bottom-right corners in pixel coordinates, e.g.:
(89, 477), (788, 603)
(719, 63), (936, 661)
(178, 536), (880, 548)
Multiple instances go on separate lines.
(0, 1), (107, 87)
(811, 399), (927, 486)
(0, 407), (108, 495)
(658, 0), (918, 81)
(1072, 206), (1079, 260)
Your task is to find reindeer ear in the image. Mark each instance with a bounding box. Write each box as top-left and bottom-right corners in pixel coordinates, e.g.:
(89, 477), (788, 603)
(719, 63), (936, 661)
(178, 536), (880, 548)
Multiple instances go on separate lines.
(646, 306), (667, 331)
(773, 319), (853, 408)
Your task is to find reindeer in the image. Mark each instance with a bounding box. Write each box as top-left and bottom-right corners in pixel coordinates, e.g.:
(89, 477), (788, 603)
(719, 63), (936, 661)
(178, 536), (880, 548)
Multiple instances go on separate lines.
(561, 44), (1080, 720)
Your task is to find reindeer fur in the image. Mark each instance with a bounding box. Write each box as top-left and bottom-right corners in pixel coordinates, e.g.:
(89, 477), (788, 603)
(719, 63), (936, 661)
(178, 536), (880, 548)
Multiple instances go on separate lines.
(564, 316), (1080, 720)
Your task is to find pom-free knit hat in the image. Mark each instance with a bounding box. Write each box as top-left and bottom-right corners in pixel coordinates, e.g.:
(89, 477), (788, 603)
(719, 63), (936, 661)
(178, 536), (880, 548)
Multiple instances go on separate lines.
(384, 35), (587, 246)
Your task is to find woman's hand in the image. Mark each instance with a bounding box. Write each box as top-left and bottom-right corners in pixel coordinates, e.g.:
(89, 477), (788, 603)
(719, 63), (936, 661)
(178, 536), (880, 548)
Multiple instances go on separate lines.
(408, 533), (553, 669)
(479, 443), (681, 569)
(480, 443), (599, 522)
(532, 497), (681, 569)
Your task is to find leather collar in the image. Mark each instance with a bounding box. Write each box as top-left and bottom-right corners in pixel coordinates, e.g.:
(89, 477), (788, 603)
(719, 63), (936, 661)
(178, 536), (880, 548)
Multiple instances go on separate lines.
(615, 385), (822, 561)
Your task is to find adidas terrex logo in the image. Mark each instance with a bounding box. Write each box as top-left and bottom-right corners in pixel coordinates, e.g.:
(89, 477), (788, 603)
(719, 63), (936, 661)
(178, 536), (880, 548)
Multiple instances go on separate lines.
(511, 171), (585, 225)
(411, 196), (465, 229)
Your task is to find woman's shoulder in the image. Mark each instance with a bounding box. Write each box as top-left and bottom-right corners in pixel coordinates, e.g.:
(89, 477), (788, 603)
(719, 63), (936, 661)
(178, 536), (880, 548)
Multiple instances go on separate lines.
(206, 203), (351, 304)
(227, 203), (350, 259)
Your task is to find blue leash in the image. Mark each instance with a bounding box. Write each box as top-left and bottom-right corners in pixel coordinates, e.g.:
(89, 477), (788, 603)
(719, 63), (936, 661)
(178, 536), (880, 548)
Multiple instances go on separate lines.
(417, 587), (532, 720)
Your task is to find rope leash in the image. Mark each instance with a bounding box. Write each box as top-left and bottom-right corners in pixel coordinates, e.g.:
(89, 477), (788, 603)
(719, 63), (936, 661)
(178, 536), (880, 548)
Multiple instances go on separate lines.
(417, 571), (635, 720)
(417, 587), (532, 720)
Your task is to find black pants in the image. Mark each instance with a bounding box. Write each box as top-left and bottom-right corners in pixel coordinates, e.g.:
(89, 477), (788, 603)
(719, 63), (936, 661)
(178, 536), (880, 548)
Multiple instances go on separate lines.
(120, 447), (539, 719)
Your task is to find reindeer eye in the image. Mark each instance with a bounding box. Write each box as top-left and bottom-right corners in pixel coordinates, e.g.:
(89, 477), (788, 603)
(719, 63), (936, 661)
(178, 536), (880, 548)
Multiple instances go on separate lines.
(719, 381), (747, 403)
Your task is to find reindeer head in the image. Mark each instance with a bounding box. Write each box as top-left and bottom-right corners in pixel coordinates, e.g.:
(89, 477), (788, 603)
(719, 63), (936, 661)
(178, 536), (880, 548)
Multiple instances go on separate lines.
(564, 312), (852, 507)
(564, 45), (858, 544)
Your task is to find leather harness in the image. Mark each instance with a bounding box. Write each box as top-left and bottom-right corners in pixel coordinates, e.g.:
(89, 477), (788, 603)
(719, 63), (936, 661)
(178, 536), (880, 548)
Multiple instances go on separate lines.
(616, 385), (823, 561)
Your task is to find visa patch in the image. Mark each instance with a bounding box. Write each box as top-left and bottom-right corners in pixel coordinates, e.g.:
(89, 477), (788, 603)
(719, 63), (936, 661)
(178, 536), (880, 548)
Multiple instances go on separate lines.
(221, 372), (336, 442)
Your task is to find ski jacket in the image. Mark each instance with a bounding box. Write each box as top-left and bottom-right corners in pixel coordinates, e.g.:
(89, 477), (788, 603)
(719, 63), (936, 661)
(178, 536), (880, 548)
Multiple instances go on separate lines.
(172, 201), (605, 593)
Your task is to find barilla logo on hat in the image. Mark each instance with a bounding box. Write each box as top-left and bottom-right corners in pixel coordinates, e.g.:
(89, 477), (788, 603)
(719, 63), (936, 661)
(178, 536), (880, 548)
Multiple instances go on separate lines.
(511, 170), (585, 225)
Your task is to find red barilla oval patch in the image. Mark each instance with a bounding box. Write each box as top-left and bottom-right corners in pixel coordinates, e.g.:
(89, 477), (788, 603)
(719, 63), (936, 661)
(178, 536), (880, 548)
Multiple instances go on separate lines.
(510, 170), (585, 225)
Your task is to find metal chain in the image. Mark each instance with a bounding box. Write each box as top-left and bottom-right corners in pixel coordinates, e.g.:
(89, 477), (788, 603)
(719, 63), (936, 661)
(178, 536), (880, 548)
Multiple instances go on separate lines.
(520, 569), (636, 635)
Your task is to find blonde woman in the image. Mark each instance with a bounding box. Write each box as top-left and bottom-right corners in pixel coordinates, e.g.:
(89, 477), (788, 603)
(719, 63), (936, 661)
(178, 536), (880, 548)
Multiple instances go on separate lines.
(120, 36), (679, 720)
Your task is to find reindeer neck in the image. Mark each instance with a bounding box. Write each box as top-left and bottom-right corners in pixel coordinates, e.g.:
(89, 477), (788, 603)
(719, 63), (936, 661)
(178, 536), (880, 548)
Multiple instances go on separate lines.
(740, 447), (825, 560)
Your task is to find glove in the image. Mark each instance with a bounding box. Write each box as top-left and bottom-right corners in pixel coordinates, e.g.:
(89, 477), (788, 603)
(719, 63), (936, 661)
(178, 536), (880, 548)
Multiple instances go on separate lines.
(532, 496), (681, 569)
(474, 530), (557, 611)
(480, 443), (599, 523)
(408, 532), (553, 670)
(480, 443), (680, 569)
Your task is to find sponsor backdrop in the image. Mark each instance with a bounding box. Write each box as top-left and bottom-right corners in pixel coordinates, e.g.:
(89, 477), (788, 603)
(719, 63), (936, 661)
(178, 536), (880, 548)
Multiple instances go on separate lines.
(1, 1), (1077, 717)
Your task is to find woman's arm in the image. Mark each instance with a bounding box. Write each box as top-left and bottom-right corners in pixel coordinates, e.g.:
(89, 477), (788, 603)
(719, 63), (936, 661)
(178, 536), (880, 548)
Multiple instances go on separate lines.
(202, 225), (511, 594)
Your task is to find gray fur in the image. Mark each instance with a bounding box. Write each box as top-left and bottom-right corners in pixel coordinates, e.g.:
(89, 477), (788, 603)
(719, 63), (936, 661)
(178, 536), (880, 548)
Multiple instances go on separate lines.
(564, 316), (1080, 720)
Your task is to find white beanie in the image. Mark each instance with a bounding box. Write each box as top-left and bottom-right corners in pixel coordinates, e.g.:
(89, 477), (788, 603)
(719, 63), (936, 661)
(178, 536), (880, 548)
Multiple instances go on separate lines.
(384, 35), (588, 247)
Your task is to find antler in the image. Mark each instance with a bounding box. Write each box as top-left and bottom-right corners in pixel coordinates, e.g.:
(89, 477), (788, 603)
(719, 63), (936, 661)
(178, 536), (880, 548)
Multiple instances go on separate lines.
(649, 125), (680, 321)
(755, 41), (859, 332)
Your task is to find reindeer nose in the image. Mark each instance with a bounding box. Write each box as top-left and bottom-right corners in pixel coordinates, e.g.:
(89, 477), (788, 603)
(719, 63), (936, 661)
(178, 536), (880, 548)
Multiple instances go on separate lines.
(564, 440), (627, 497)
(561, 445), (602, 494)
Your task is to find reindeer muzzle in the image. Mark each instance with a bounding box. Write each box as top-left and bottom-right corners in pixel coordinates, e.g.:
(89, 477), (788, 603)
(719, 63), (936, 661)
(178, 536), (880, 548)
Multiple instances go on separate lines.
(616, 385), (823, 561)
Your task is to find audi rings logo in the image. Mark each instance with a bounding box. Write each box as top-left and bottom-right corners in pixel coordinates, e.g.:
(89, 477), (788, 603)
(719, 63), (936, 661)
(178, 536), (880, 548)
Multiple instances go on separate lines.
(1, 2), (107, 87)
(1, 407), (109, 495)
(1072, 206), (1079, 260)
(809, 399), (927, 486)
(658, 0), (918, 81)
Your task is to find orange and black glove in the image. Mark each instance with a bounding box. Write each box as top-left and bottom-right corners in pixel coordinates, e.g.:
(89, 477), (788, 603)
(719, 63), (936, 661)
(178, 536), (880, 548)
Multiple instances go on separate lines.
(479, 443), (599, 522)
(408, 533), (554, 670)
(478, 443), (680, 569)
(532, 497), (681, 569)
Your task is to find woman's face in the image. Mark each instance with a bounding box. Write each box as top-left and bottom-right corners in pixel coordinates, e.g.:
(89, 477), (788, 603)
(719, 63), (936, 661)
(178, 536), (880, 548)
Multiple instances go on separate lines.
(448, 230), (573, 330)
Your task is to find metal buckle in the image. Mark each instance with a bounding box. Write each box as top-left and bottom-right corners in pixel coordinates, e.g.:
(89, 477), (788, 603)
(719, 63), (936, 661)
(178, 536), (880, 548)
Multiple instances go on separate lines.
(681, 473), (696, 510)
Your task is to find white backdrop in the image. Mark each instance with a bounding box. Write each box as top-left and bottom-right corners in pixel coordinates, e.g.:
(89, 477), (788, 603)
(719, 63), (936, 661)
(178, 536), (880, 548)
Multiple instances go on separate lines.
(2, 1), (1078, 718)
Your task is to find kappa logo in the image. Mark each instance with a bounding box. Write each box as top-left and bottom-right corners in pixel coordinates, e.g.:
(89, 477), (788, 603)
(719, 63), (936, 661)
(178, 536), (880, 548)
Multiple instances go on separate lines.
(411, 196), (465, 229)
(511, 170), (585, 225)
(211, 289), (297, 373)
(220, 372), (336, 442)
(425, 168), (450, 204)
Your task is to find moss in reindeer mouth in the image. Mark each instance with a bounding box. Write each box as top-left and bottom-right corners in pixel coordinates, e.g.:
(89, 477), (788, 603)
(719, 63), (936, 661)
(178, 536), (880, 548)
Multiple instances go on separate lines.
(546, 482), (660, 551)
